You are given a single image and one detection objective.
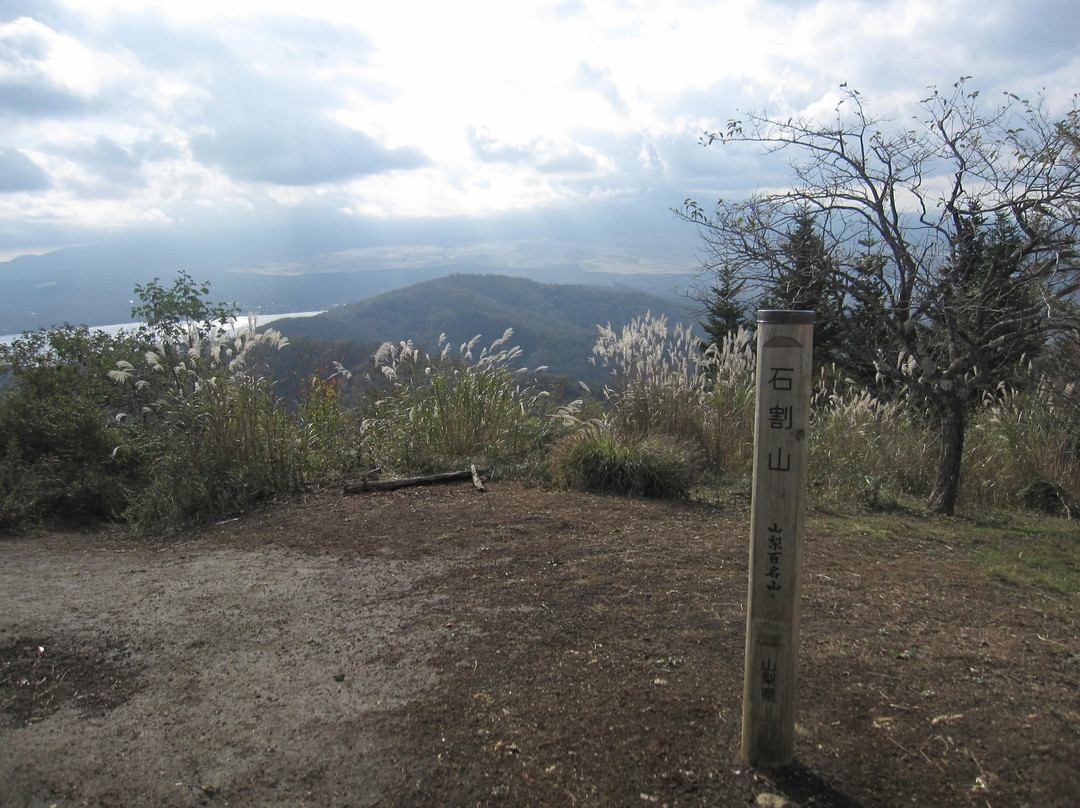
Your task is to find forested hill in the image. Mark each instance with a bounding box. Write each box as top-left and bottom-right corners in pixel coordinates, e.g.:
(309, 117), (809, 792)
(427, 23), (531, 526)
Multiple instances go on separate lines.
(269, 273), (695, 385)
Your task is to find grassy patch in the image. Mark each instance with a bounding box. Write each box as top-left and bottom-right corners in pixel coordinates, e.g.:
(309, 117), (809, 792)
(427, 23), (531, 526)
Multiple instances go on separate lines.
(966, 521), (1080, 596)
(809, 506), (1080, 598)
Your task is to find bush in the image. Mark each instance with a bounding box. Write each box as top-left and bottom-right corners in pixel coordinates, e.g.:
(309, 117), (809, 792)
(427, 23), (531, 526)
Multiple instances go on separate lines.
(0, 325), (142, 527)
(297, 373), (366, 481)
(549, 426), (693, 499)
(119, 374), (306, 529)
(110, 318), (314, 530)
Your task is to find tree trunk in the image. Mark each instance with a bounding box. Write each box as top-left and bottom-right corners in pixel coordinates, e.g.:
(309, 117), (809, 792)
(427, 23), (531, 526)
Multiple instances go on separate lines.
(928, 395), (965, 515)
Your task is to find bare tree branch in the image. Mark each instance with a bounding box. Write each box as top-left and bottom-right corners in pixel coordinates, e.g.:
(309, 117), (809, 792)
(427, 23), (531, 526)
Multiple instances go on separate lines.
(675, 79), (1080, 514)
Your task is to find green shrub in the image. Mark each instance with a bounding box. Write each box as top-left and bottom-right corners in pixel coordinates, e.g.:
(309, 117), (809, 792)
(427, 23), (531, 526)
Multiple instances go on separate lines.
(297, 372), (366, 481)
(548, 426), (693, 499)
(0, 325), (141, 527)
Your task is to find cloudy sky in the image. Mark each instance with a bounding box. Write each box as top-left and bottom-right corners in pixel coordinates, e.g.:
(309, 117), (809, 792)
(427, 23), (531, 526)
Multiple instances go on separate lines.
(2, 0), (1078, 278)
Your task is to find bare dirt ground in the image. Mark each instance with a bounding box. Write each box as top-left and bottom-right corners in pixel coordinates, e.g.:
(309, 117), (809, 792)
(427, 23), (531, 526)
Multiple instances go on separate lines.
(2, 482), (1078, 807)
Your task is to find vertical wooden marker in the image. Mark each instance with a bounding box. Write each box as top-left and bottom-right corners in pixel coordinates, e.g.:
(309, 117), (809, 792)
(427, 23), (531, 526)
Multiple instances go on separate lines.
(740, 310), (814, 768)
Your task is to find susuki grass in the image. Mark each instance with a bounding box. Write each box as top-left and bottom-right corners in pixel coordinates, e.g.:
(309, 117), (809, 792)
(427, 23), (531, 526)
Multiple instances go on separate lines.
(965, 382), (1080, 516)
(3, 274), (1078, 529)
(808, 370), (936, 510)
(589, 313), (756, 478)
(109, 317), (365, 530)
(544, 313), (756, 499)
(580, 312), (1079, 514)
(362, 330), (561, 477)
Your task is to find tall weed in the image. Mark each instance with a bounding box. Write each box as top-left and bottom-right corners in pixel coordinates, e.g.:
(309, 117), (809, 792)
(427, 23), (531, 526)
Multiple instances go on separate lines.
(808, 372), (935, 509)
(112, 318), (328, 530)
(363, 330), (559, 475)
(966, 382), (1080, 514)
(590, 313), (755, 476)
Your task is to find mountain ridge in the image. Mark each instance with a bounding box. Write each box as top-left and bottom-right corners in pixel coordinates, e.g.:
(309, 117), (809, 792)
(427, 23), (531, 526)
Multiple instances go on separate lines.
(0, 233), (693, 336)
(269, 273), (696, 385)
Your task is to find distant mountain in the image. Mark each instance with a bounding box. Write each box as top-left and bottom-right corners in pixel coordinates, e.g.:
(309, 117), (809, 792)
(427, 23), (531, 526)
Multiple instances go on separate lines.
(269, 274), (697, 385)
(0, 230), (694, 337)
(0, 240), (449, 335)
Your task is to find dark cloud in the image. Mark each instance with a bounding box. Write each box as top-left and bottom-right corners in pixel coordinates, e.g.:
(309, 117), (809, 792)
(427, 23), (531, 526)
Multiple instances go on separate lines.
(1, 9), (389, 131)
(191, 120), (429, 186)
(57, 135), (176, 198)
(78, 11), (412, 187)
(103, 9), (233, 72)
(132, 134), (181, 163)
(975, 0), (1080, 78)
(0, 148), (50, 191)
(107, 11), (375, 75)
(65, 136), (142, 183)
(0, 81), (95, 118)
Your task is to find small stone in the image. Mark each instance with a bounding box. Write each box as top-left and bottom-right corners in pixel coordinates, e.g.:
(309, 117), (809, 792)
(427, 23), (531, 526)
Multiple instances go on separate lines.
(333, 673), (345, 682)
(755, 793), (789, 808)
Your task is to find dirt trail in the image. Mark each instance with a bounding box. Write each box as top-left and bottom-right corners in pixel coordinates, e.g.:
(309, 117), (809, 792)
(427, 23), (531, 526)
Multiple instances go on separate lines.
(2, 483), (1078, 807)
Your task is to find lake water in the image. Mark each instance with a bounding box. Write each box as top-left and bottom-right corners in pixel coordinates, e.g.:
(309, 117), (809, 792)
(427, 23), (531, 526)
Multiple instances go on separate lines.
(0, 311), (324, 345)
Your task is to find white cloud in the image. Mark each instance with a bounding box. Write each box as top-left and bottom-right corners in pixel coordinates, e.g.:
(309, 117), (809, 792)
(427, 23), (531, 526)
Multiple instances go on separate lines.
(574, 60), (629, 116)
(0, 16), (132, 116)
(0, 0), (1075, 259)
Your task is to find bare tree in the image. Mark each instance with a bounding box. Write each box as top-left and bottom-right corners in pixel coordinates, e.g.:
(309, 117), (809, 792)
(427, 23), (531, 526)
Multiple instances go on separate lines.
(677, 79), (1080, 514)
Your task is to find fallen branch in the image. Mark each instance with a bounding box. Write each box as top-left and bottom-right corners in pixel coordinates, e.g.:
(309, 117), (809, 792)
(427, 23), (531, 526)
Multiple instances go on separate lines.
(344, 468), (486, 494)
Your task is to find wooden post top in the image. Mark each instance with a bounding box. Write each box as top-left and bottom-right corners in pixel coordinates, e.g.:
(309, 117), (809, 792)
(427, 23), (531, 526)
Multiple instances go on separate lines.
(756, 310), (816, 325)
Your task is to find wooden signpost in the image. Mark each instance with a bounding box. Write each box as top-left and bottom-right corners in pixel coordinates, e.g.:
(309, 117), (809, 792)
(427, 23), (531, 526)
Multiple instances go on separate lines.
(740, 310), (814, 768)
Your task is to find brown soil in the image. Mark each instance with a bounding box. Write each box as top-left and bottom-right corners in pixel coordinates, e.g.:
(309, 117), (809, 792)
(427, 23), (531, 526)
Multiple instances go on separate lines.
(2, 482), (1078, 807)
